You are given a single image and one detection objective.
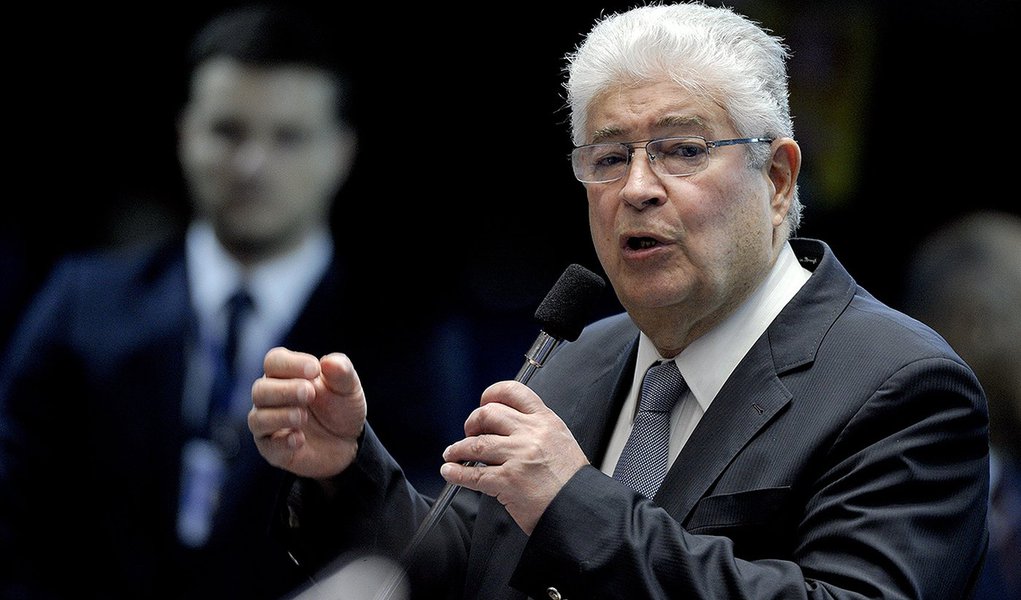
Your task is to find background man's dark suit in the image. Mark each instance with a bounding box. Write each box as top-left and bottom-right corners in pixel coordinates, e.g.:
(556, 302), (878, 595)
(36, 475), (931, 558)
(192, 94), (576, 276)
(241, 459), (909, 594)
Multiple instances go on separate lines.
(282, 239), (989, 599)
(0, 235), (452, 599)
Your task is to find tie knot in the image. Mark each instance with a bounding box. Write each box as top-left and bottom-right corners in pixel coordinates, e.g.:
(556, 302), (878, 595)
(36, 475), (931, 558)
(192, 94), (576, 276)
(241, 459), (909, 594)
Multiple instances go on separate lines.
(225, 288), (252, 316)
(637, 360), (686, 413)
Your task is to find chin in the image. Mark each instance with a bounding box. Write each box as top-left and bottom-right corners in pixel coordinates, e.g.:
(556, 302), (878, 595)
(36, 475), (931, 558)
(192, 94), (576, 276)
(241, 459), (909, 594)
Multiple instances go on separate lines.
(621, 283), (679, 312)
(625, 267), (697, 307)
(220, 210), (280, 237)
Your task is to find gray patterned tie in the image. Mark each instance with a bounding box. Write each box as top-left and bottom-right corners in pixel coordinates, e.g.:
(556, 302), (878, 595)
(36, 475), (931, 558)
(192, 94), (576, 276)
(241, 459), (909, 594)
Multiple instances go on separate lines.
(612, 360), (687, 498)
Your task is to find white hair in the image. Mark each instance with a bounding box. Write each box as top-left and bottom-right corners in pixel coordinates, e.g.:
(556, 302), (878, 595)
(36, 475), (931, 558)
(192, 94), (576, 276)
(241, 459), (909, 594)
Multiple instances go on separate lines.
(565, 1), (802, 232)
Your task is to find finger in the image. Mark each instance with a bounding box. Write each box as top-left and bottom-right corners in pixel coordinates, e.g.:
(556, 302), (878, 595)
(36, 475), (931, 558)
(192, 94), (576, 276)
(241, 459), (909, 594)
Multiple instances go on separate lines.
(248, 403), (307, 438)
(462, 400), (521, 438)
(445, 436), (492, 469)
(251, 375), (314, 409)
(479, 380), (547, 415)
(440, 460), (497, 496)
(254, 428), (306, 471)
(263, 346), (320, 380)
(465, 382), (548, 438)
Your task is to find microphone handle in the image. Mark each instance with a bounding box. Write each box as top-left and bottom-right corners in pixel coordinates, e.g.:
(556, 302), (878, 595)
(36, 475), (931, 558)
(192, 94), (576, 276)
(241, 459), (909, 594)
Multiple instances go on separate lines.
(373, 330), (563, 600)
(514, 330), (561, 382)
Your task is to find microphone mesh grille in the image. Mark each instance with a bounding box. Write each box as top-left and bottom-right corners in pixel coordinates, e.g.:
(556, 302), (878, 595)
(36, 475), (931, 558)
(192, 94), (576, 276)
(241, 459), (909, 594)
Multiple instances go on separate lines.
(534, 264), (606, 342)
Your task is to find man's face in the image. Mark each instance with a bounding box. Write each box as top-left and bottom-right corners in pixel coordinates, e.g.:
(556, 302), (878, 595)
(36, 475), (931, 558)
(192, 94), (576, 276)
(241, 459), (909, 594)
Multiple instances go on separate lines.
(582, 79), (790, 350)
(178, 58), (354, 260)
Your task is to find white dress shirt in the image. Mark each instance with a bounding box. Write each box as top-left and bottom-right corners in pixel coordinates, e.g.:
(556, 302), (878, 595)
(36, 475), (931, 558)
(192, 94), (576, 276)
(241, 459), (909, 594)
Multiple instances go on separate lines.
(600, 242), (812, 476)
(181, 220), (334, 428)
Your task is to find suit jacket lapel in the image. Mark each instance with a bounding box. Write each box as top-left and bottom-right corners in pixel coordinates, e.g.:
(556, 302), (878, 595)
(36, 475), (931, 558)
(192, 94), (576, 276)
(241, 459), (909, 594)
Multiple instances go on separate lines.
(656, 336), (791, 520)
(119, 243), (193, 506)
(656, 238), (857, 522)
(135, 243), (191, 438)
(551, 322), (640, 467)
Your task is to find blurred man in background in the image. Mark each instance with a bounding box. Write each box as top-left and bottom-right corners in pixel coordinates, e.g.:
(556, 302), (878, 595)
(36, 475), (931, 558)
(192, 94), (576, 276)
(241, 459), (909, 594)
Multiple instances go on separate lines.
(0, 5), (454, 598)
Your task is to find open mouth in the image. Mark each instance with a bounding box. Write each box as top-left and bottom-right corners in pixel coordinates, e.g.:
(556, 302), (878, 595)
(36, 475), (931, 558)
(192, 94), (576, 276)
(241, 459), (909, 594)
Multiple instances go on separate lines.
(627, 236), (660, 250)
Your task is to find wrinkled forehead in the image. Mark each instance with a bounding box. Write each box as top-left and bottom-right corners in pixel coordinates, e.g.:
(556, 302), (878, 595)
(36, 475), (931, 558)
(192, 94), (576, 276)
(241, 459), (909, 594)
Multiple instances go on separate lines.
(583, 78), (732, 144)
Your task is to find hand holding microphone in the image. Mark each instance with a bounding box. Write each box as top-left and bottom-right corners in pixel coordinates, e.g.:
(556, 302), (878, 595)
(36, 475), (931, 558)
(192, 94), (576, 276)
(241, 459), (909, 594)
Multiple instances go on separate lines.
(391, 264), (605, 569)
(441, 264), (606, 534)
(441, 377), (588, 535)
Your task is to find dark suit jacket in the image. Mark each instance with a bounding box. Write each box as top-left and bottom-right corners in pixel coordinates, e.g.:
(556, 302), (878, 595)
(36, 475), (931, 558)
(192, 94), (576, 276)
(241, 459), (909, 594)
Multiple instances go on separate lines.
(0, 235), (455, 600)
(281, 238), (990, 599)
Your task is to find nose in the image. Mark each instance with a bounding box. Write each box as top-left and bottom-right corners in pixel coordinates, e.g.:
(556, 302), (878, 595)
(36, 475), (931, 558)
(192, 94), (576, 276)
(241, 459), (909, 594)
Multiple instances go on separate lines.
(232, 141), (269, 178)
(620, 146), (666, 210)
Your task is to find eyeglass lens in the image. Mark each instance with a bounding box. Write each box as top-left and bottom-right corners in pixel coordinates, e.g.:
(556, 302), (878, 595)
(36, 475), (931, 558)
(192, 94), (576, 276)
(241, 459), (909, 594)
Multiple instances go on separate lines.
(572, 137), (710, 183)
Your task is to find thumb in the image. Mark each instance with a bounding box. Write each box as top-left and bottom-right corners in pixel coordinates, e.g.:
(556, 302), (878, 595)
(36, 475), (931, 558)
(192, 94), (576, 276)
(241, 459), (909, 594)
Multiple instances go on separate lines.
(318, 353), (362, 398)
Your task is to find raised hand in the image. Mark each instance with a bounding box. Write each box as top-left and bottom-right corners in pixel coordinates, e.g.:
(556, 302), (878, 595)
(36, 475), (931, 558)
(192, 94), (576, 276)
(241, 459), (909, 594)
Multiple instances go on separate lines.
(248, 347), (367, 480)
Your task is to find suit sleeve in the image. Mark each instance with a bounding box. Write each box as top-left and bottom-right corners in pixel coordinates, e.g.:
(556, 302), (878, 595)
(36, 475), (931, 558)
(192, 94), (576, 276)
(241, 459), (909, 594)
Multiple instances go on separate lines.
(274, 423), (477, 600)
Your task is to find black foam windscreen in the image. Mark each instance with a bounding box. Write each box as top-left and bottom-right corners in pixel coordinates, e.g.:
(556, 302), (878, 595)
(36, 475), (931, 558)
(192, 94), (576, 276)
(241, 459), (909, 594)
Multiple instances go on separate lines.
(533, 264), (607, 342)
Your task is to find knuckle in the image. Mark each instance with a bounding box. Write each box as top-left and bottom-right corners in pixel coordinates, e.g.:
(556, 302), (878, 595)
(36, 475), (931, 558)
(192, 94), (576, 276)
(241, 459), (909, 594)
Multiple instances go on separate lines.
(469, 435), (488, 456)
(477, 402), (504, 427)
(471, 465), (493, 490)
(474, 406), (491, 429)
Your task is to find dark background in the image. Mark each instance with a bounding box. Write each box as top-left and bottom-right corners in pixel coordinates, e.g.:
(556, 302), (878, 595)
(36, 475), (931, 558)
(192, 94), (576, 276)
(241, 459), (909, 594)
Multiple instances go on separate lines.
(4, 0), (1017, 359)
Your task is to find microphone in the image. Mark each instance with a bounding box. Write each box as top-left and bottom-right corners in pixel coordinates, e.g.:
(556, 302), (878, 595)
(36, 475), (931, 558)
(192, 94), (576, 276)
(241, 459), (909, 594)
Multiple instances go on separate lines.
(516, 263), (608, 383)
(373, 263), (606, 599)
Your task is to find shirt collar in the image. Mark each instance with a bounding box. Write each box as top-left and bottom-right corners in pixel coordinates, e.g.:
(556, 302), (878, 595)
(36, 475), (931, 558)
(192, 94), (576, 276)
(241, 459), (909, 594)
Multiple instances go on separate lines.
(186, 220), (333, 333)
(636, 241), (811, 412)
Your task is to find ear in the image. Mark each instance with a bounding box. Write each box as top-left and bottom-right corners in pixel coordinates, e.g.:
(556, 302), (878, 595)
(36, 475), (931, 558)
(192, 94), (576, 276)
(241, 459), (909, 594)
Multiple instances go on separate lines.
(766, 138), (801, 228)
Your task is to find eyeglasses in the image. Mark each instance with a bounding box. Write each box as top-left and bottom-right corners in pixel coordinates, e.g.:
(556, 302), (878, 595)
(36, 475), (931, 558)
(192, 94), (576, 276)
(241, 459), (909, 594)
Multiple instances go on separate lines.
(570, 135), (774, 184)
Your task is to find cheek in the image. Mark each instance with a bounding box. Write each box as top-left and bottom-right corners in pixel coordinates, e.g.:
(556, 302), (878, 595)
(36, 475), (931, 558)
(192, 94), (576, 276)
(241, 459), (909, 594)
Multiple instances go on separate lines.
(283, 145), (345, 192)
(307, 153), (347, 198)
(670, 181), (730, 243)
(675, 179), (766, 266)
(710, 179), (777, 266)
(700, 171), (769, 227)
(586, 192), (616, 254)
(181, 138), (231, 184)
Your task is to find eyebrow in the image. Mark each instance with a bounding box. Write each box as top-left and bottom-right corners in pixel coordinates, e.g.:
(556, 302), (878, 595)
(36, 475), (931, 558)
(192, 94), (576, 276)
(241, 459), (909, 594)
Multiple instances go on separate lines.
(590, 115), (712, 144)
